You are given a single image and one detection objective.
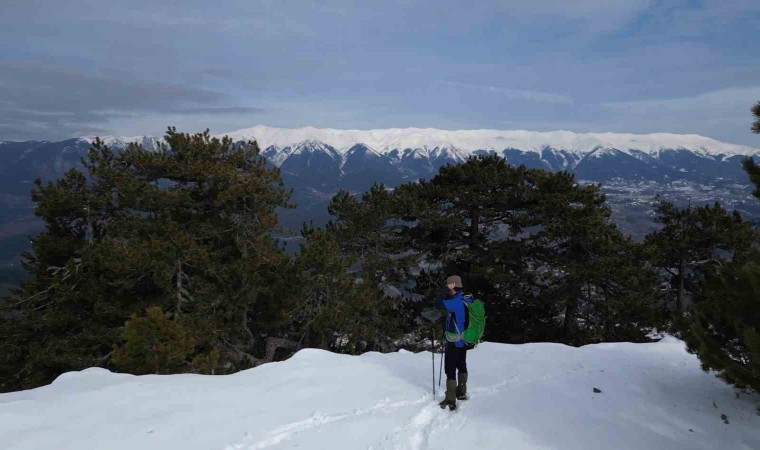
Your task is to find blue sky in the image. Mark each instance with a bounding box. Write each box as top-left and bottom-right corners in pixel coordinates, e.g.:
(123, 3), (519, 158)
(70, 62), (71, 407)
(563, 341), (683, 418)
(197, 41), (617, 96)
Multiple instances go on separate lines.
(1, 0), (759, 145)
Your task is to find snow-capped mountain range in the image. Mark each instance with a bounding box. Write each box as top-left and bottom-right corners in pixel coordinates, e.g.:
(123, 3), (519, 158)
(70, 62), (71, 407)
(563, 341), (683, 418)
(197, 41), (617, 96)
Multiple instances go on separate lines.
(69, 125), (760, 193)
(78, 135), (163, 152)
(223, 124), (758, 159)
(76, 125), (759, 173)
(1, 125), (759, 243)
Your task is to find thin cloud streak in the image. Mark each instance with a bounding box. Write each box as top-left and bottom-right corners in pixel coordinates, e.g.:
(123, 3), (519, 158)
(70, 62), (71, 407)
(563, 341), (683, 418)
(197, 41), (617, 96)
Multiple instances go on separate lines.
(437, 81), (574, 104)
(602, 86), (760, 116)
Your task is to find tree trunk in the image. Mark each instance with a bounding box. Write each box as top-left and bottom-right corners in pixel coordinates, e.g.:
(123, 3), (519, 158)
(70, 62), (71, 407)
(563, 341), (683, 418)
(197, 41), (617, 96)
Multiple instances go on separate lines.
(676, 259), (684, 311)
(219, 337), (299, 367)
(175, 259), (183, 316)
(241, 305), (255, 349)
(469, 211), (480, 247)
(264, 337), (299, 362)
(563, 287), (580, 342)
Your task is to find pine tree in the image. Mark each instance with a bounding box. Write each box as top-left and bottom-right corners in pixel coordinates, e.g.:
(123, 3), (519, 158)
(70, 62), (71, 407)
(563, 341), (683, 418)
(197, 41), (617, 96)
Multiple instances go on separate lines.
(684, 248), (760, 392)
(525, 170), (659, 344)
(682, 102), (760, 393)
(328, 155), (660, 345)
(745, 159), (760, 200)
(409, 157), (558, 342)
(645, 200), (756, 314)
(0, 129), (292, 391)
(742, 101), (760, 199)
(112, 306), (197, 375)
(286, 226), (397, 354)
(328, 184), (413, 287)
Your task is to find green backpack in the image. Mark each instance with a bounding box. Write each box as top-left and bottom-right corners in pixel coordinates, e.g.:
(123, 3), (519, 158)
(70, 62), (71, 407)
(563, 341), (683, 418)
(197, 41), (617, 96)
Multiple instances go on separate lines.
(462, 295), (486, 348)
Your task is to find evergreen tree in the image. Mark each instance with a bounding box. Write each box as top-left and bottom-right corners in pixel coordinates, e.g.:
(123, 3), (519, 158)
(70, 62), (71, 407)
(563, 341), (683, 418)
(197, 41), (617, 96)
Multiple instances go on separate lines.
(329, 156), (660, 345)
(328, 184), (414, 287)
(0, 129), (292, 391)
(684, 248), (760, 392)
(408, 157), (565, 342)
(742, 101), (760, 199)
(682, 103), (760, 392)
(745, 158), (760, 201)
(644, 200), (756, 313)
(112, 306), (201, 375)
(279, 226), (398, 354)
(525, 170), (658, 344)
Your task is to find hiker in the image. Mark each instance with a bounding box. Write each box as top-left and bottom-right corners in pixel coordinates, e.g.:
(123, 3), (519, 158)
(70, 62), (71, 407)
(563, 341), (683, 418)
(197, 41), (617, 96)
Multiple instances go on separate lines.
(435, 275), (472, 410)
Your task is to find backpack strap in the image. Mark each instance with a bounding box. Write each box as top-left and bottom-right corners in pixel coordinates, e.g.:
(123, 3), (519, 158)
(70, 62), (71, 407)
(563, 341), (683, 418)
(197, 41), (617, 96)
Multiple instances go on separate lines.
(446, 294), (470, 343)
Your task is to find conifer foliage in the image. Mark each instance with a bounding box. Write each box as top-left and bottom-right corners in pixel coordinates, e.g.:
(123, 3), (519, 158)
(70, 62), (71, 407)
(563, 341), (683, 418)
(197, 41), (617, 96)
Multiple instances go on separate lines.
(112, 306), (211, 375)
(329, 155), (660, 345)
(0, 129), (292, 390)
(681, 103), (760, 392)
(684, 248), (760, 392)
(283, 226), (397, 354)
(742, 101), (760, 199)
(644, 200), (756, 313)
(4, 116), (758, 394)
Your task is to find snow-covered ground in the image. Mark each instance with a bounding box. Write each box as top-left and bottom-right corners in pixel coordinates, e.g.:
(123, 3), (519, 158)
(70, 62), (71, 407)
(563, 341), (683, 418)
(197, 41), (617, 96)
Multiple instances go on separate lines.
(2, 337), (759, 450)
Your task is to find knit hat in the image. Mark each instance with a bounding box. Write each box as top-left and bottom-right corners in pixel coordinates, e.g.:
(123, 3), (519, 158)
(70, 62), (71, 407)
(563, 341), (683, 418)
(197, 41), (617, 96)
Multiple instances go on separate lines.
(446, 275), (463, 288)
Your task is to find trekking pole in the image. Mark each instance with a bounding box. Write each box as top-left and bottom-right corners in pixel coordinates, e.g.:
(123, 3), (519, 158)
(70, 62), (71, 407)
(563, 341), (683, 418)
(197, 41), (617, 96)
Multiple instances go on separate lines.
(438, 328), (444, 389)
(431, 327), (436, 400)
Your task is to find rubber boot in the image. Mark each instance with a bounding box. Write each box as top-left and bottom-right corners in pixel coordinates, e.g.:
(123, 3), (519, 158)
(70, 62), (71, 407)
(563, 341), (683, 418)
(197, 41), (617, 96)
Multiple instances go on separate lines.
(439, 379), (457, 411)
(456, 372), (468, 400)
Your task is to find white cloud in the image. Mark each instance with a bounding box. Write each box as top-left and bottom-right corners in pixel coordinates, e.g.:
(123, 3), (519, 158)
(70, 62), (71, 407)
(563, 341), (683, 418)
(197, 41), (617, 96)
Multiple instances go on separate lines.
(601, 86), (760, 116)
(594, 86), (760, 146)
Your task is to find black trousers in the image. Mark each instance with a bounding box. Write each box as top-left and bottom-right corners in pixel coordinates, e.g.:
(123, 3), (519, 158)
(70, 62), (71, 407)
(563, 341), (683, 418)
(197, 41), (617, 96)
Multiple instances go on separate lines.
(444, 342), (468, 380)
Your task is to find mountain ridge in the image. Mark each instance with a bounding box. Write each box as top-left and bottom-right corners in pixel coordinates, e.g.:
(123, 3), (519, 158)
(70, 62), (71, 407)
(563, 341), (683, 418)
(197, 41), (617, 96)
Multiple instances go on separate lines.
(223, 125), (759, 158)
(3, 125), (756, 159)
(1, 126), (758, 242)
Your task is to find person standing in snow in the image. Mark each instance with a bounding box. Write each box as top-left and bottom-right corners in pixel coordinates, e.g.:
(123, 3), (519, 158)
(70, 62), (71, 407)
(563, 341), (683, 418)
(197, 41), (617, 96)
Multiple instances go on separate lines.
(435, 275), (472, 410)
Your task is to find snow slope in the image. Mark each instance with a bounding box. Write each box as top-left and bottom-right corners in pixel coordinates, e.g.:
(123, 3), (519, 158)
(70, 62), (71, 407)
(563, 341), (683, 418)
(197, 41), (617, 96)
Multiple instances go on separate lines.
(1, 338), (759, 450)
(78, 136), (162, 151)
(224, 125), (759, 157)
(73, 125), (760, 158)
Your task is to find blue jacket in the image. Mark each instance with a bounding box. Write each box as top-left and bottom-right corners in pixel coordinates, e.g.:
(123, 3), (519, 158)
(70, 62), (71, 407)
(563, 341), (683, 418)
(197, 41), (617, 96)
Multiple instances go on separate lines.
(436, 290), (471, 348)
